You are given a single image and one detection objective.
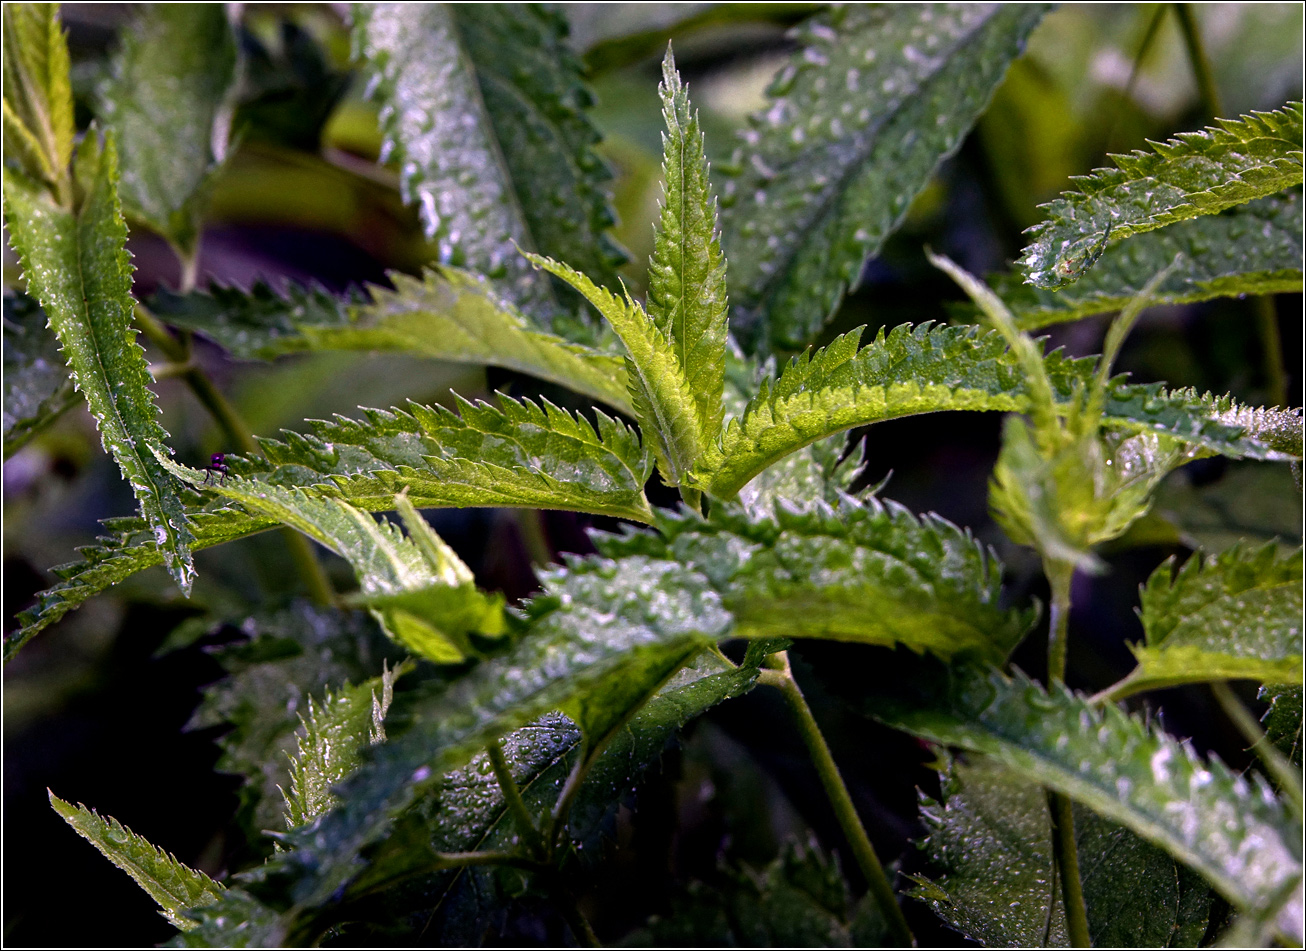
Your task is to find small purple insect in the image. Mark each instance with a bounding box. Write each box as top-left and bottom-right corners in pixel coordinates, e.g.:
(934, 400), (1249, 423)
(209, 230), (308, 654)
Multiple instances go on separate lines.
(202, 452), (230, 486)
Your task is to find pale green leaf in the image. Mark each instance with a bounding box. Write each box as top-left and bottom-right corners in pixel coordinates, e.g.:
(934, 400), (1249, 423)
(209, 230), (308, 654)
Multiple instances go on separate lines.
(527, 252), (703, 485)
(870, 663), (1303, 942)
(720, 4), (1049, 353)
(1110, 544), (1304, 697)
(647, 49), (728, 443)
(1, 3), (73, 194)
(148, 268), (631, 413)
(98, 4), (237, 257)
(987, 192), (1304, 330)
(2, 136), (196, 594)
(910, 753), (1213, 947)
(49, 792), (225, 931)
(1021, 102), (1305, 289)
(3, 292), (76, 457)
(352, 3), (622, 320)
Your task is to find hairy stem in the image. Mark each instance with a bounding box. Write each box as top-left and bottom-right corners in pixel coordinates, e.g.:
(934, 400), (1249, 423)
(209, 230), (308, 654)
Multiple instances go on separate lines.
(1046, 560), (1074, 683)
(1255, 296), (1288, 408)
(487, 739), (548, 858)
(133, 302), (336, 605)
(760, 651), (914, 947)
(1173, 4), (1223, 119)
(1047, 790), (1091, 947)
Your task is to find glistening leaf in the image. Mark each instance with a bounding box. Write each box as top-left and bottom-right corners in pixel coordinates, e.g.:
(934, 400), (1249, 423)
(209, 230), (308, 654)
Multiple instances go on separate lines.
(148, 269), (631, 412)
(98, 3), (237, 257)
(1021, 102), (1305, 288)
(2, 136), (196, 594)
(49, 792), (225, 931)
(869, 661), (1303, 942)
(1, 3), (74, 197)
(987, 192), (1303, 330)
(1110, 544), (1304, 697)
(647, 49), (728, 444)
(3, 292), (77, 457)
(720, 4), (1049, 353)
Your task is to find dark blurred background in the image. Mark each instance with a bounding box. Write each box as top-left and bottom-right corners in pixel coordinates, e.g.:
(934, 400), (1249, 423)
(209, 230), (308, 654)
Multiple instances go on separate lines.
(4, 4), (1302, 945)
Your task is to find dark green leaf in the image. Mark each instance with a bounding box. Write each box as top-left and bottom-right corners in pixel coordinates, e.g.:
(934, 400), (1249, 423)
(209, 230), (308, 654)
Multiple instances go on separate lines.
(50, 792), (225, 932)
(3, 292), (76, 457)
(1021, 102), (1305, 289)
(169, 888), (284, 948)
(1150, 461), (1303, 553)
(1260, 683), (1303, 771)
(98, 4), (237, 257)
(2, 136), (196, 595)
(721, 4), (1049, 353)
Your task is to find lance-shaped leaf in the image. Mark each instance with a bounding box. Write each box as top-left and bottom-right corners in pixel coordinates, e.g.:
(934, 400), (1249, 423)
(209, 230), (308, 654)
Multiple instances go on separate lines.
(283, 662), (404, 829)
(2, 3), (74, 198)
(157, 454), (506, 664)
(352, 3), (622, 320)
(698, 322), (1298, 499)
(720, 4), (1049, 353)
(868, 662), (1304, 942)
(149, 269), (631, 412)
(647, 49), (728, 444)
(527, 253), (703, 486)
(3, 136), (196, 594)
(985, 192), (1303, 330)
(909, 753), (1213, 947)
(596, 496), (1033, 662)
(3, 292), (77, 457)
(1104, 544), (1304, 699)
(49, 792), (226, 932)
(97, 4), (237, 258)
(1021, 102), (1305, 289)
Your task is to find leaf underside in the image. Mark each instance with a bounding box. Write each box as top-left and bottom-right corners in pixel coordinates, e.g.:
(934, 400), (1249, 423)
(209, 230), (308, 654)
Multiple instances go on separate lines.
(3, 292), (77, 457)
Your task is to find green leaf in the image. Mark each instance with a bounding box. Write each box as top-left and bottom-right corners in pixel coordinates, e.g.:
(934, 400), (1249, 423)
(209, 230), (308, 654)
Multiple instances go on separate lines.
(49, 792), (226, 932)
(987, 192), (1304, 330)
(910, 753), (1213, 947)
(597, 496), (1033, 662)
(283, 662), (404, 829)
(3, 292), (77, 457)
(1261, 683), (1303, 771)
(148, 268), (631, 413)
(720, 4), (1050, 353)
(351, 3), (622, 320)
(97, 4), (237, 258)
(1021, 102), (1305, 289)
(699, 323), (1297, 500)
(1112, 544), (1304, 696)
(3, 135), (196, 594)
(1, 3), (74, 196)
(527, 253), (704, 486)
(869, 662), (1303, 941)
(168, 888), (283, 948)
(647, 49), (728, 444)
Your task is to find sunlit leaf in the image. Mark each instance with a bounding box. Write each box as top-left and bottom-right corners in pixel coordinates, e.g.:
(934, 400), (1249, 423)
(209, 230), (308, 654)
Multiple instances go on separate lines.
(1, 3), (74, 197)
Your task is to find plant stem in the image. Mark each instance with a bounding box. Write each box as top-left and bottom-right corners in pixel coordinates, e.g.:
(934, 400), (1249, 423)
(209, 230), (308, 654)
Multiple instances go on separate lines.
(1046, 560), (1074, 683)
(513, 508), (553, 570)
(760, 651), (914, 947)
(1047, 790), (1091, 947)
(1254, 295), (1288, 408)
(133, 302), (336, 606)
(1173, 4), (1223, 119)
(487, 739), (548, 858)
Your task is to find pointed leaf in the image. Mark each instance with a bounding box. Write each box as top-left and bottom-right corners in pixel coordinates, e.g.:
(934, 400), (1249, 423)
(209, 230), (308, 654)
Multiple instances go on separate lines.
(3, 292), (76, 457)
(1021, 102), (1305, 289)
(527, 252), (703, 485)
(98, 4), (237, 257)
(3, 136), (196, 593)
(49, 792), (225, 931)
(1113, 544), (1304, 696)
(988, 192), (1303, 330)
(647, 50), (728, 443)
(352, 3), (623, 320)
(1, 3), (73, 195)
(148, 268), (631, 412)
(869, 662), (1303, 941)
(721, 4), (1050, 353)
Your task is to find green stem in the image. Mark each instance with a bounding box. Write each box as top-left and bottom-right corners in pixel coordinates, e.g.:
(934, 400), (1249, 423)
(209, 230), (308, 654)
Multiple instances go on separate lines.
(488, 739), (548, 858)
(134, 302), (336, 606)
(760, 651), (914, 947)
(1211, 681), (1303, 814)
(1173, 4), (1223, 119)
(1254, 296), (1288, 408)
(1046, 560), (1074, 683)
(1047, 790), (1091, 947)
(513, 508), (553, 570)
